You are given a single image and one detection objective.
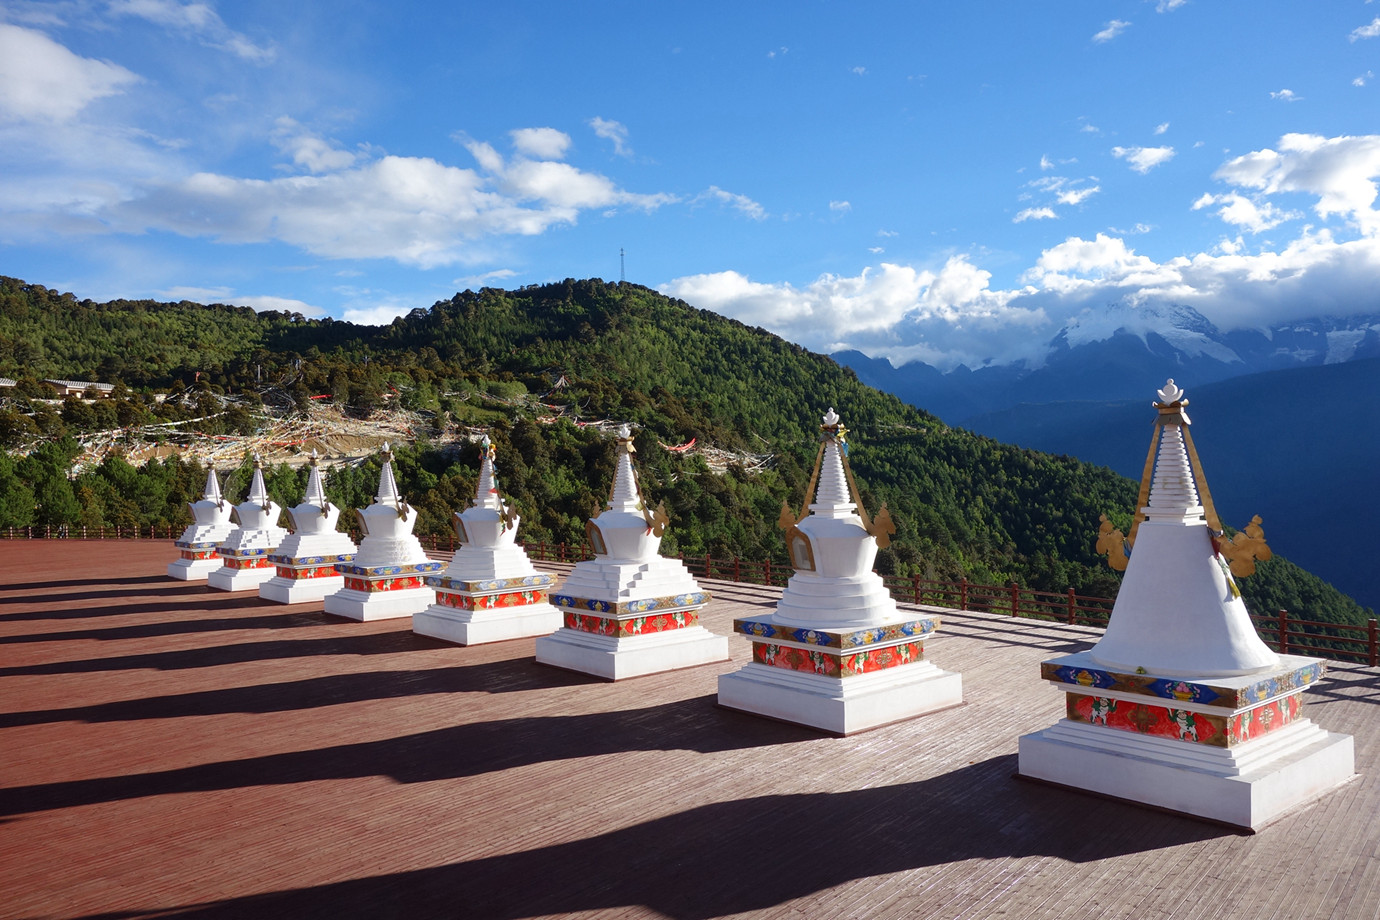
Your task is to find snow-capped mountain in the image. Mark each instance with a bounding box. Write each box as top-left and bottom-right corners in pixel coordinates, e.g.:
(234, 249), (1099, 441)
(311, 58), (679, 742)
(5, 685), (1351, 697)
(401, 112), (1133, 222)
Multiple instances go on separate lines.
(835, 306), (1380, 424)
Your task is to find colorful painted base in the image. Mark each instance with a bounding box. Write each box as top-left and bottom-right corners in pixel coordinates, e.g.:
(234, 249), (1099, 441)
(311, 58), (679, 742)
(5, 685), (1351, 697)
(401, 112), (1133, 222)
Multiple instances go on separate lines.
(716, 608), (961, 734)
(1018, 650), (1356, 830)
(536, 592), (725, 680)
(206, 547), (278, 592)
(414, 574), (561, 645)
(322, 560), (443, 621)
(260, 553), (355, 605)
(167, 542), (222, 581)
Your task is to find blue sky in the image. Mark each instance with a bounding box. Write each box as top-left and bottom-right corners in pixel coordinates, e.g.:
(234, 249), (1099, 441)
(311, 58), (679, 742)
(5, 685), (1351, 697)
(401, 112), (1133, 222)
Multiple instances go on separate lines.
(2, 0), (1379, 370)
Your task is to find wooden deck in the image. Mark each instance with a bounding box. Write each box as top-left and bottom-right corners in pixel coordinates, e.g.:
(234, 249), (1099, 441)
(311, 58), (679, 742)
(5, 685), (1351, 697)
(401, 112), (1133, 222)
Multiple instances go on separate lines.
(2, 540), (1378, 920)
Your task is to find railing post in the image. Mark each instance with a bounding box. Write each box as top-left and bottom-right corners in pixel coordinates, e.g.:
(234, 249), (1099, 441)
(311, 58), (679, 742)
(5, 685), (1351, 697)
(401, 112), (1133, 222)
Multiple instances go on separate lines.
(1010, 582), (1020, 617)
(765, 557), (772, 586)
(1277, 609), (1289, 655)
(540, 539), (547, 561)
(912, 573), (921, 606)
(705, 552), (712, 580)
(558, 542), (566, 563)
(1369, 619), (1378, 668)
(960, 577), (968, 611)
(1067, 588), (1077, 625)
(733, 556), (741, 583)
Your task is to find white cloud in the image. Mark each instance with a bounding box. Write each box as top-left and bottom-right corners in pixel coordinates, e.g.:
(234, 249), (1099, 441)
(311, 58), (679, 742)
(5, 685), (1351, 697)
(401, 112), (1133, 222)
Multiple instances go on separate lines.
(1093, 20), (1130, 43)
(1355, 71), (1374, 87)
(1212, 133), (1380, 235)
(868, 246), (884, 254)
(453, 268), (517, 289)
(105, 135), (677, 268)
(1270, 88), (1301, 102)
(1039, 155), (1054, 171)
(1154, 122), (1169, 135)
(829, 200), (851, 212)
(1350, 17), (1380, 41)
(1057, 185), (1101, 205)
(1156, 0), (1186, 11)
(107, 0), (275, 63)
(589, 117), (631, 157)
(271, 117), (356, 174)
(1192, 192), (1299, 233)
(1014, 207), (1058, 222)
(341, 303), (412, 326)
(852, 66), (867, 76)
(160, 285), (231, 302)
(1112, 145), (1175, 173)
(233, 294), (326, 316)
(694, 185), (767, 220)
(509, 127), (571, 160)
(767, 47), (788, 58)
(0, 24), (141, 123)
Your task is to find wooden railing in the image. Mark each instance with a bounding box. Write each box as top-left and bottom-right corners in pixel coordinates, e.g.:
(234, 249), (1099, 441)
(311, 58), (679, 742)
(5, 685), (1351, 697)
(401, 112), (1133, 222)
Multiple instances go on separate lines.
(5, 526), (1376, 667)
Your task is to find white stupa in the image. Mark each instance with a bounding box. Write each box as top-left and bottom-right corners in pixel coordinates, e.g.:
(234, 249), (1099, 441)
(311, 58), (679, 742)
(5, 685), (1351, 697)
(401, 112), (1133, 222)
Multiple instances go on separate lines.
(260, 450), (358, 604)
(1019, 380), (1354, 830)
(167, 469), (235, 580)
(414, 436), (562, 644)
(718, 408), (962, 734)
(534, 425), (727, 680)
(207, 456), (288, 591)
(323, 442), (441, 621)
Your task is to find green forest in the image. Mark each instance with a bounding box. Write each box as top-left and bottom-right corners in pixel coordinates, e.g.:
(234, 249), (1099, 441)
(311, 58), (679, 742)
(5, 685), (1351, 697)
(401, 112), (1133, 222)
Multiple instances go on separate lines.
(0, 274), (1370, 630)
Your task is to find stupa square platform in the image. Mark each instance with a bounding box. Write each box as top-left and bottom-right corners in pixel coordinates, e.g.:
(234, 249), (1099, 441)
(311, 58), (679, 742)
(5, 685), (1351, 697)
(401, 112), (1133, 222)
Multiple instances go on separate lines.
(322, 560), (444, 621)
(205, 546), (277, 591)
(719, 608), (963, 734)
(260, 552), (356, 604)
(538, 574), (726, 680)
(414, 573), (561, 644)
(168, 540), (222, 580)
(1019, 650), (1354, 830)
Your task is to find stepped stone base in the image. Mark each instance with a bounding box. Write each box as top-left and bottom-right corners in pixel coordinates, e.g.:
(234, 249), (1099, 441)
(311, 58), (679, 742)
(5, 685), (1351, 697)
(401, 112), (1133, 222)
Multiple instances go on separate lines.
(717, 660), (963, 735)
(167, 556), (220, 581)
(414, 603), (563, 645)
(535, 625), (728, 681)
(260, 575), (345, 604)
(1019, 718), (1354, 830)
(323, 586), (434, 621)
(206, 563), (276, 592)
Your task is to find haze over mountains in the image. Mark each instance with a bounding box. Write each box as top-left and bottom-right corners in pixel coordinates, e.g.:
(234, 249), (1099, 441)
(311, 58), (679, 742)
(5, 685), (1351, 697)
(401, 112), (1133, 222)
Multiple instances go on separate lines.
(835, 303), (1380, 608)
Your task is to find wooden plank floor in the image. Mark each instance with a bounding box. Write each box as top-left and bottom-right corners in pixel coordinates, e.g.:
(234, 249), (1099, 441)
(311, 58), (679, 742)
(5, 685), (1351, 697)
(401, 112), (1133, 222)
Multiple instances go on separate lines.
(1, 540), (1377, 920)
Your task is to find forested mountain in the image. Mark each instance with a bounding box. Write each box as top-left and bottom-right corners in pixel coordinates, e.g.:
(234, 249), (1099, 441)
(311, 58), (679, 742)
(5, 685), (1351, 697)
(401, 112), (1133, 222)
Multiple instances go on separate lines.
(0, 275), (1370, 628)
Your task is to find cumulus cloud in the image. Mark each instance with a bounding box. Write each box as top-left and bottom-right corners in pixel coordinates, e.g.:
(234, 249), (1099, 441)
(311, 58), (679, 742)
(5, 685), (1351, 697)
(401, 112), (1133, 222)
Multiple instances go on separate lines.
(509, 127), (571, 160)
(1112, 145), (1175, 173)
(1056, 185), (1100, 205)
(829, 200), (851, 212)
(1270, 88), (1300, 102)
(1355, 71), (1374, 88)
(1013, 207), (1057, 222)
(1191, 192), (1299, 233)
(271, 117), (356, 173)
(108, 0), (275, 63)
(1156, 0), (1186, 11)
(589, 117), (631, 157)
(105, 131), (677, 268)
(1093, 20), (1130, 42)
(233, 294), (326, 316)
(1350, 17), (1380, 41)
(1154, 122), (1169, 135)
(0, 24), (141, 123)
(1212, 133), (1380, 235)
(693, 186), (767, 220)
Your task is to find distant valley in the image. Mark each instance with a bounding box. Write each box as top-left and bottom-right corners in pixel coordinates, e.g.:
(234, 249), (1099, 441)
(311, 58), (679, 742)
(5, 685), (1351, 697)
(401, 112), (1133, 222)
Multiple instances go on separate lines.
(836, 305), (1380, 609)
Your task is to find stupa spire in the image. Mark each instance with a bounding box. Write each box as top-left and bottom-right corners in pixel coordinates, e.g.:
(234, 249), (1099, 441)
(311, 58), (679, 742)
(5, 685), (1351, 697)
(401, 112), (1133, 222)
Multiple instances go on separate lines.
(607, 425), (643, 513)
(375, 442), (403, 506)
(203, 469), (224, 506)
(246, 455), (270, 507)
(810, 408), (857, 518)
(303, 449), (329, 510)
(474, 436), (503, 511)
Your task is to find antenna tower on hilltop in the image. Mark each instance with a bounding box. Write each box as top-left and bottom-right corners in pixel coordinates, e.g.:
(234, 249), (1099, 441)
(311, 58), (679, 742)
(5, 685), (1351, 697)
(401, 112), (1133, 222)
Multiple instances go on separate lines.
(620, 248), (625, 283)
